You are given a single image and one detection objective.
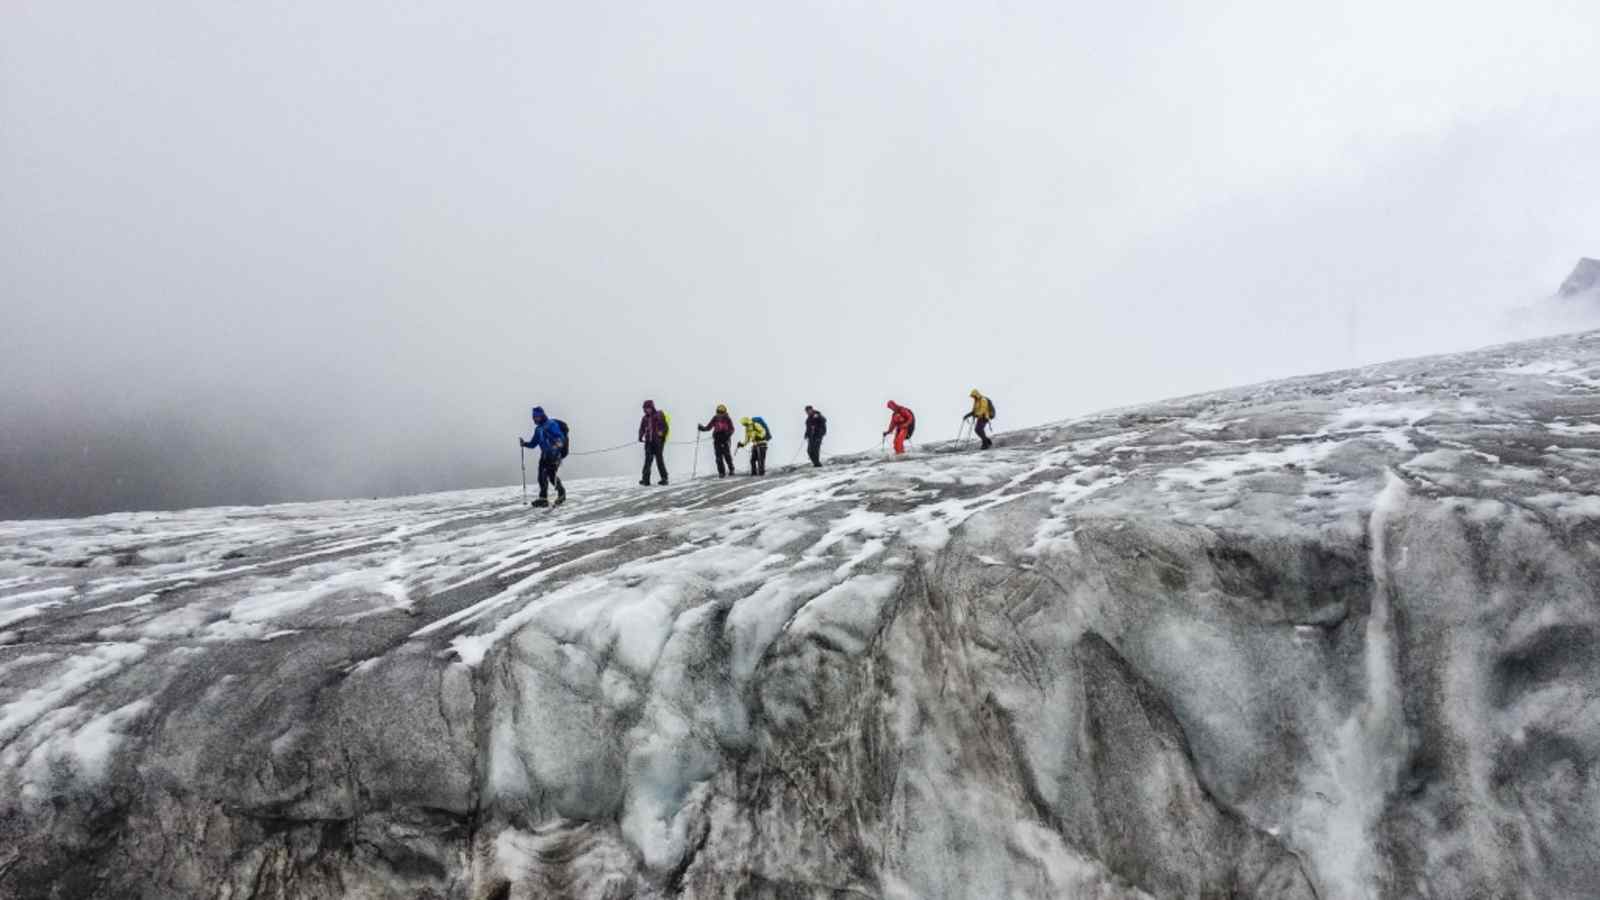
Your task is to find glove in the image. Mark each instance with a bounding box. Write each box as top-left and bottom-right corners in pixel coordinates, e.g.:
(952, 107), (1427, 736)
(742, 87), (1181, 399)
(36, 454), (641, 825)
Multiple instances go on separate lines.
(963, 413), (974, 420)
(737, 442), (745, 449)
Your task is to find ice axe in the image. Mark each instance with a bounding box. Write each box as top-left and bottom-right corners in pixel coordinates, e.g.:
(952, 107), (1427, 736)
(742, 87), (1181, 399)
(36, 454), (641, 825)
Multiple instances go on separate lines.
(692, 430), (702, 480)
(518, 438), (528, 505)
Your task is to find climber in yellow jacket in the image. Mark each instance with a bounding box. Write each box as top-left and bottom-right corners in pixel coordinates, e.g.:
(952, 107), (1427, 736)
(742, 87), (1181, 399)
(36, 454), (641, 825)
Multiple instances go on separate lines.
(964, 389), (996, 450)
(737, 416), (771, 476)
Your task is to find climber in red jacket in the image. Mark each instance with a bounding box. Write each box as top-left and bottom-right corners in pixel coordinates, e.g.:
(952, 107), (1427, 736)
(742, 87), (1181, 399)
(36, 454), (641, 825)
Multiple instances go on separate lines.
(883, 401), (915, 455)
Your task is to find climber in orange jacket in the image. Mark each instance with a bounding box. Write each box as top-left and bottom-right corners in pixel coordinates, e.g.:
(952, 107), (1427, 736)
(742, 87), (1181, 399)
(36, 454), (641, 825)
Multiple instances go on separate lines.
(883, 401), (915, 455)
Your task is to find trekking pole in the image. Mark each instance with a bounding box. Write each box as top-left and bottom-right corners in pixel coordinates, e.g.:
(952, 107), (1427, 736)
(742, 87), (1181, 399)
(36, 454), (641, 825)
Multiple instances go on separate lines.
(692, 431), (702, 480)
(518, 439), (527, 504)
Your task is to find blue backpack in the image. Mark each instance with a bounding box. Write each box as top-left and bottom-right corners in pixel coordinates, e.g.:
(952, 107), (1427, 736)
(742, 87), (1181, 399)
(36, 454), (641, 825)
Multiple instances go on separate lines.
(752, 416), (772, 441)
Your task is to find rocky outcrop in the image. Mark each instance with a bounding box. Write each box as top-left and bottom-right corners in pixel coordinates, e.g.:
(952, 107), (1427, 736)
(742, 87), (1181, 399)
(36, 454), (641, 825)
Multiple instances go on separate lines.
(4, 330), (1600, 898)
(1557, 257), (1600, 299)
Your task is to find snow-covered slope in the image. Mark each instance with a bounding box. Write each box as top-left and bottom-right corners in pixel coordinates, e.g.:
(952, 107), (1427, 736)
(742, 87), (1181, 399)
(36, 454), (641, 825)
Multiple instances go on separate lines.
(5, 331), (1600, 899)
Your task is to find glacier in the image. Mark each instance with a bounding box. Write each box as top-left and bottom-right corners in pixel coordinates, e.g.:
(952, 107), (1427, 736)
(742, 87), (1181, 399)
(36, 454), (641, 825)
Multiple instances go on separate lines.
(3, 330), (1600, 898)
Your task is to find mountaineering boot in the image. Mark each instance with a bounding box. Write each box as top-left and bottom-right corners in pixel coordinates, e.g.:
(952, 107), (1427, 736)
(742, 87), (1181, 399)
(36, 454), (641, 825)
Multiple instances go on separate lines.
(639, 479), (650, 486)
(556, 488), (566, 505)
(659, 479), (668, 486)
(531, 498), (550, 508)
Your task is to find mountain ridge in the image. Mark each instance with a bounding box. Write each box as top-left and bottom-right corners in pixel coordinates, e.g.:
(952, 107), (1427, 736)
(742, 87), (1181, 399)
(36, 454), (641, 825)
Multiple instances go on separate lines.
(1558, 256), (1600, 298)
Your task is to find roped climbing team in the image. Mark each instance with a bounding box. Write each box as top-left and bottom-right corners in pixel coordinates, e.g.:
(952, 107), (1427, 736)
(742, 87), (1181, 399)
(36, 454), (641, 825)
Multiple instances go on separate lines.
(519, 389), (997, 497)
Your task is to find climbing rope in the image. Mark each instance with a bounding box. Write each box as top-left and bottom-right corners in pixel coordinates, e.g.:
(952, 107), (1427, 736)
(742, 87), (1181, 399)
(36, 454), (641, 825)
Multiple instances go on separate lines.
(565, 440), (638, 457)
(565, 438), (702, 458)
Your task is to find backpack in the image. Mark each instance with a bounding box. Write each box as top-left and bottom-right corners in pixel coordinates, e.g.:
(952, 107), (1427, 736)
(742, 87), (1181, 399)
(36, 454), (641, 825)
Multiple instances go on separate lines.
(661, 411), (672, 442)
(554, 419), (571, 458)
(812, 412), (827, 437)
(752, 416), (771, 441)
(903, 408), (916, 440)
(985, 397), (997, 420)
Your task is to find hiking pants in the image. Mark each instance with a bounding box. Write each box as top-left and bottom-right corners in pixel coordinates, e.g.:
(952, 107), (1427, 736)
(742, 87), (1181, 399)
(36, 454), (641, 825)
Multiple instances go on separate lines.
(807, 435), (823, 467)
(750, 442), (768, 475)
(538, 457), (564, 499)
(975, 418), (992, 449)
(641, 439), (668, 484)
(713, 436), (734, 477)
(892, 427), (908, 455)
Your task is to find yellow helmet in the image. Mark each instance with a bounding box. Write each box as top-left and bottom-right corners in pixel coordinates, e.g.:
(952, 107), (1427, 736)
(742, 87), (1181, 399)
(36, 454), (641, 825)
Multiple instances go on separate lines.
(970, 388), (981, 398)
(740, 417), (752, 425)
(716, 404), (728, 414)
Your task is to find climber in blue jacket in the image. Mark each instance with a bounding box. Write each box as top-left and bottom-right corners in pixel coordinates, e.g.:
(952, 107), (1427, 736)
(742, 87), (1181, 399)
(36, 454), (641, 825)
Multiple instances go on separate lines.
(520, 407), (567, 506)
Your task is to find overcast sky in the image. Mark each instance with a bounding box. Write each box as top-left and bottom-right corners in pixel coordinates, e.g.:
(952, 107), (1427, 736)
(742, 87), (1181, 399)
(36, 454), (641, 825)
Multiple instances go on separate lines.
(3, 0), (1598, 517)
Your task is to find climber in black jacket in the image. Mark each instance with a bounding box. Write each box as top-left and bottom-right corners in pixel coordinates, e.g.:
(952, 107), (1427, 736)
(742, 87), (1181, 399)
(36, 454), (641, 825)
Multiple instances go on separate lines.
(803, 406), (827, 468)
